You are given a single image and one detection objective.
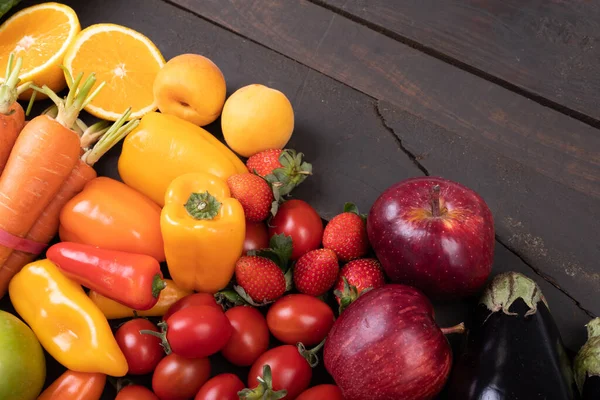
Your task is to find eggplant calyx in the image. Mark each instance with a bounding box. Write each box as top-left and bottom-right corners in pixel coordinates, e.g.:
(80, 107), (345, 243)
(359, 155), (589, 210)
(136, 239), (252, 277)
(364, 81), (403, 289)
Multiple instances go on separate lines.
(574, 318), (600, 393)
(480, 272), (548, 317)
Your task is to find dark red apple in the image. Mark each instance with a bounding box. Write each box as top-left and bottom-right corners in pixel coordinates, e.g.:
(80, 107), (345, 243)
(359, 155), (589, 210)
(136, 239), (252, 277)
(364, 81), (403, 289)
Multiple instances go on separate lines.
(367, 177), (494, 298)
(324, 284), (462, 400)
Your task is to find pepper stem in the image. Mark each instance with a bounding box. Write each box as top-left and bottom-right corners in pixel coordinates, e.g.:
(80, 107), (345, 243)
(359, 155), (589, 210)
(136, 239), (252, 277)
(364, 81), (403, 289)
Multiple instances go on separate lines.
(441, 322), (466, 336)
(140, 321), (172, 355)
(430, 185), (441, 217)
(151, 274), (166, 299)
(184, 191), (221, 220)
(297, 339), (326, 368)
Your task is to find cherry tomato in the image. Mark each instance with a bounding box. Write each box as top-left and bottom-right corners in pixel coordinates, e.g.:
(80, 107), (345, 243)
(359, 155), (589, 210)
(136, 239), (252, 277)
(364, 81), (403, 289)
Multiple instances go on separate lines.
(115, 319), (164, 375)
(164, 293), (222, 321)
(152, 354), (211, 400)
(267, 294), (334, 346)
(296, 384), (344, 400)
(195, 373), (245, 400)
(116, 385), (160, 400)
(269, 200), (323, 260)
(221, 306), (270, 366)
(165, 305), (232, 358)
(244, 221), (270, 254)
(248, 345), (312, 399)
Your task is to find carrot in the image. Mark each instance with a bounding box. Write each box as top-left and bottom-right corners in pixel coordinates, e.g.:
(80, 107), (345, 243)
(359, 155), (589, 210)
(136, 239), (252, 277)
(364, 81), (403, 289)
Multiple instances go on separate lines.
(0, 54), (33, 172)
(0, 69), (105, 297)
(0, 108), (138, 298)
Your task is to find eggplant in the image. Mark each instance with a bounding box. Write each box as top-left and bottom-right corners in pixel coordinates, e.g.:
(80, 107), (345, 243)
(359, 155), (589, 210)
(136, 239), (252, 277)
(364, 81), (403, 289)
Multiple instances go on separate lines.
(575, 318), (600, 399)
(447, 272), (579, 400)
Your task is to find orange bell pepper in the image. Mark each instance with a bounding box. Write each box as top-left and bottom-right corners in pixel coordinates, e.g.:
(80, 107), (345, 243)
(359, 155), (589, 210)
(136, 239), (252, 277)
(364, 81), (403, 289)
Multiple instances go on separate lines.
(88, 279), (193, 319)
(58, 177), (165, 262)
(37, 370), (106, 400)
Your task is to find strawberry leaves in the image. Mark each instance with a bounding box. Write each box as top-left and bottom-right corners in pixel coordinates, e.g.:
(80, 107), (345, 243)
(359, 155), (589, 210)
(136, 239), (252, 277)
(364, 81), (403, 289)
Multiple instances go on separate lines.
(263, 149), (312, 216)
(344, 202), (367, 222)
(248, 233), (293, 272)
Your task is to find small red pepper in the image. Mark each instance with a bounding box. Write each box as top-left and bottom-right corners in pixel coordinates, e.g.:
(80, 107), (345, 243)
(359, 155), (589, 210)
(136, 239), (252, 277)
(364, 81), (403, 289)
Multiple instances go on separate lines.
(47, 242), (166, 310)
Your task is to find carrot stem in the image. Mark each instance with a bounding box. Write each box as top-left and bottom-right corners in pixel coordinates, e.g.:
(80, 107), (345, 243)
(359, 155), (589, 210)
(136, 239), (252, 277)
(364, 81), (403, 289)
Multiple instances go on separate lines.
(83, 108), (139, 166)
(80, 121), (110, 149)
(0, 53), (25, 115)
(32, 68), (105, 129)
(25, 90), (36, 117)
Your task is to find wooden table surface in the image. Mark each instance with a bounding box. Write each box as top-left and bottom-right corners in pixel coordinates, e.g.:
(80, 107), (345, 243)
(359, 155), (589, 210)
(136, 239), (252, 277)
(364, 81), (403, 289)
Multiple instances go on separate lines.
(3, 0), (599, 398)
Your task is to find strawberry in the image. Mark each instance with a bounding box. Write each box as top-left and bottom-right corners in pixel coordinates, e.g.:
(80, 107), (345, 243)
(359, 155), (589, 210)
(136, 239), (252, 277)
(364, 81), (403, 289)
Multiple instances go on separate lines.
(334, 258), (385, 312)
(227, 173), (274, 222)
(235, 256), (286, 304)
(248, 149), (312, 197)
(322, 203), (369, 262)
(246, 149), (283, 177)
(293, 248), (339, 296)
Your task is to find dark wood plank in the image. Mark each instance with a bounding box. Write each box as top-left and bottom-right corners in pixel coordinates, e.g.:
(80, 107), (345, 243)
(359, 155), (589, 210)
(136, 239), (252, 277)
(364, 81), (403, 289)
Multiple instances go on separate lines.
(169, 0), (600, 314)
(3, 1), (594, 399)
(319, 0), (600, 122)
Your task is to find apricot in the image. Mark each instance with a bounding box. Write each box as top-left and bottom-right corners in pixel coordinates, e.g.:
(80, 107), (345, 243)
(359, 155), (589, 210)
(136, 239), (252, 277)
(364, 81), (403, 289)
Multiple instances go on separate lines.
(221, 84), (294, 157)
(153, 54), (226, 126)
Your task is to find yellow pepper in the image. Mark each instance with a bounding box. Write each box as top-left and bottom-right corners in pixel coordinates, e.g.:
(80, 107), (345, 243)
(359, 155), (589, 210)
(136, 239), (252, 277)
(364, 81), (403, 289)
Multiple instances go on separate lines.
(118, 112), (248, 206)
(161, 172), (245, 293)
(8, 259), (128, 377)
(89, 279), (193, 319)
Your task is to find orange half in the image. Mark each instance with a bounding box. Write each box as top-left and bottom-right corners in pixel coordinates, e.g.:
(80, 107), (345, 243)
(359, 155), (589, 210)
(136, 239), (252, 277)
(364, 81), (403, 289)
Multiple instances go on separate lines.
(0, 2), (80, 99)
(63, 23), (165, 121)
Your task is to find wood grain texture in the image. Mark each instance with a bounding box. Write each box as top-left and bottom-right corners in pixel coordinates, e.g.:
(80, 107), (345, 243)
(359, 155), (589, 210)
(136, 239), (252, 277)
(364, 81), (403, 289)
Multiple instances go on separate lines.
(170, 0), (600, 314)
(3, 0), (594, 398)
(319, 0), (600, 121)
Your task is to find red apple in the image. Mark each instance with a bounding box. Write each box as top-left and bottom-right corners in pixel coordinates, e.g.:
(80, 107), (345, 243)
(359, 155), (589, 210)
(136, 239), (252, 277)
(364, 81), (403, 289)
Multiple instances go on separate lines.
(367, 177), (494, 298)
(324, 284), (462, 400)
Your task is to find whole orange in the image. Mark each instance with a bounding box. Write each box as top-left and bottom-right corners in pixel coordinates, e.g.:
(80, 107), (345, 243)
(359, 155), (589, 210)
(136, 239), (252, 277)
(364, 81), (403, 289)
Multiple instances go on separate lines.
(221, 84), (294, 157)
(153, 54), (226, 126)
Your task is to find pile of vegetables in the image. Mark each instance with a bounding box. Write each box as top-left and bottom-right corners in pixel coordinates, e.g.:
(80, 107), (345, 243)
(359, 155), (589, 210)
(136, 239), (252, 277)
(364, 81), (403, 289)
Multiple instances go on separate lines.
(0, 3), (597, 400)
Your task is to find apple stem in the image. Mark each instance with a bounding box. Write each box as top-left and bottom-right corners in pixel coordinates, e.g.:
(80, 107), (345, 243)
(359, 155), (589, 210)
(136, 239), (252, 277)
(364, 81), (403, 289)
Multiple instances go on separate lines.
(430, 185), (442, 217)
(441, 322), (466, 336)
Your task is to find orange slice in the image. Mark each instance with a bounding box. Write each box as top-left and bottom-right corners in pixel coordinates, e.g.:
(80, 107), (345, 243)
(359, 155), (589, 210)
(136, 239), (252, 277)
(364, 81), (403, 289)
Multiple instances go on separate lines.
(0, 3), (80, 99)
(63, 23), (165, 121)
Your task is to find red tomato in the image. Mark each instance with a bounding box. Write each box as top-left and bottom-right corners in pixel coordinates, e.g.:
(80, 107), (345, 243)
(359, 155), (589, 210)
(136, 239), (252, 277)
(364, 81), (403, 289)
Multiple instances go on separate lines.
(244, 221), (270, 254)
(165, 305), (232, 358)
(152, 354), (210, 400)
(269, 200), (323, 260)
(115, 319), (164, 375)
(267, 294), (334, 346)
(221, 306), (270, 366)
(116, 385), (160, 400)
(164, 293), (222, 321)
(195, 373), (245, 400)
(248, 345), (312, 399)
(296, 384), (344, 400)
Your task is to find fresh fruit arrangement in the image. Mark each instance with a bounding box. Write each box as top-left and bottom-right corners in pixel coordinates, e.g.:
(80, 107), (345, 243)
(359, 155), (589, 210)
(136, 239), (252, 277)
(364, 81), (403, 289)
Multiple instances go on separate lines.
(0, 3), (593, 400)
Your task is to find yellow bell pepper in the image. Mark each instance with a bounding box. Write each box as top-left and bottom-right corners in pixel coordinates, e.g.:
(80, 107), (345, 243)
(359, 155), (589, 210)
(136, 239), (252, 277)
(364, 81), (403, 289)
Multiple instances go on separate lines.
(88, 279), (193, 319)
(161, 172), (246, 293)
(8, 259), (128, 377)
(118, 112), (248, 206)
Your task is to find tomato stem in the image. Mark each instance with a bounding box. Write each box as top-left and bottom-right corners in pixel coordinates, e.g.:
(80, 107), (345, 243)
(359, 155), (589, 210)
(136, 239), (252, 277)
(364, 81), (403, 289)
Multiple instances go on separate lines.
(140, 321), (172, 355)
(297, 339), (326, 368)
